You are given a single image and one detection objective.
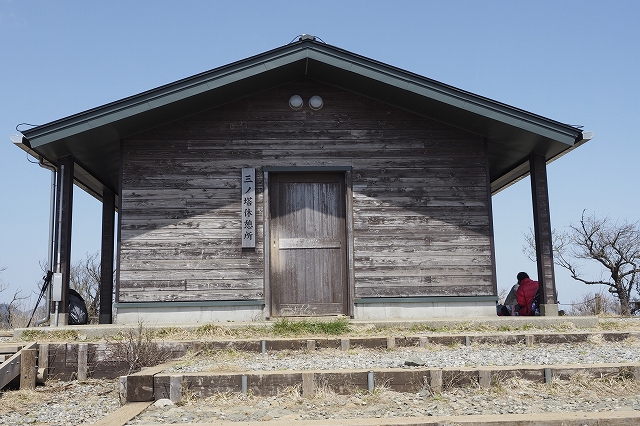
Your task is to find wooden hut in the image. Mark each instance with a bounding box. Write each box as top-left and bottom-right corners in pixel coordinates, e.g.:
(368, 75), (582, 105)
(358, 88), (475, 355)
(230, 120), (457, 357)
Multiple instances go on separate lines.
(15, 36), (590, 325)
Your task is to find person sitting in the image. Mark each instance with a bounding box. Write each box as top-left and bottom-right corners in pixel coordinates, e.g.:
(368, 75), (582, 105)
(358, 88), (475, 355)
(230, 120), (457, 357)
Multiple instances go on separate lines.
(503, 281), (520, 316)
(515, 272), (539, 316)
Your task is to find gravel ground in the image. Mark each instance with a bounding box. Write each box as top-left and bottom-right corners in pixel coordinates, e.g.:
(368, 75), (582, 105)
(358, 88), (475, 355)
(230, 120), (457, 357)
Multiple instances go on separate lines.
(0, 379), (119, 425)
(2, 334), (640, 424)
(166, 337), (640, 374)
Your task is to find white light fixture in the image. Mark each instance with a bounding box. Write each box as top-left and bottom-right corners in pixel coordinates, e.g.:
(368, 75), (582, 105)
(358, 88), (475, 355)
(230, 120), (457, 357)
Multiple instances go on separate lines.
(309, 95), (323, 111)
(289, 95), (303, 110)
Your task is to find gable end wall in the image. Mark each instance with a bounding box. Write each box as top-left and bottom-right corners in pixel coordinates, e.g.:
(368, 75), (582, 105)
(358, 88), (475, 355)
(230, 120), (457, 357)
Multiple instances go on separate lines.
(118, 80), (495, 304)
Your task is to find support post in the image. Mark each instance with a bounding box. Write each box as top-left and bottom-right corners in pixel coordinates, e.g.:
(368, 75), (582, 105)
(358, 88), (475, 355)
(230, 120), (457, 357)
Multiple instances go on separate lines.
(78, 343), (88, 381)
(478, 369), (491, 388)
(340, 339), (350, 351)
(429, 369), (443, 394)
(526, 335), (535, 347)
(37, 344), (48, 384)
(169, 375), (182, 403)
(387, 337), (396, 349)
(52, 155), (74, 326)
(529, 153), (558, 316)
(119, 376), (128, 405)
(302, 372), (315, 398)
(20, 348), (37, 390)
(99, 188), (116, 324)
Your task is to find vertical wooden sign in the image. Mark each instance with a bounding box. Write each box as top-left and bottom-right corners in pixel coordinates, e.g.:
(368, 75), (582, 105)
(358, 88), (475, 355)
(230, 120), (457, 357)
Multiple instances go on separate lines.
(241, 168), (256, 248)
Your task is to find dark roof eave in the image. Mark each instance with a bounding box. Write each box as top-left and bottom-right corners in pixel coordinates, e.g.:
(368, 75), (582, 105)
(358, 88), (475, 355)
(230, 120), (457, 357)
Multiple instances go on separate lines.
(22, 39), (582, 148)
(18, 39), (586, 196)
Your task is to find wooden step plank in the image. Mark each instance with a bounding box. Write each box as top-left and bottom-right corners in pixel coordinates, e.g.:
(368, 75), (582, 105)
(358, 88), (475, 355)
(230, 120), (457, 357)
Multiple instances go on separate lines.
(92, 401), (152, 426)
(0, 351), (21, 389)
(0, 343), (36, 390)
(147, 362), (640, 400)
(0, 345), (23, 354)
(141, 410), (640, 426)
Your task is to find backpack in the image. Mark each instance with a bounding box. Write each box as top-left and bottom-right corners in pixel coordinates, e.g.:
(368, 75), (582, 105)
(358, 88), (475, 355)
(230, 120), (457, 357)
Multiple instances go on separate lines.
(531, 289), (540, 316)
(68, 288), (88, 325)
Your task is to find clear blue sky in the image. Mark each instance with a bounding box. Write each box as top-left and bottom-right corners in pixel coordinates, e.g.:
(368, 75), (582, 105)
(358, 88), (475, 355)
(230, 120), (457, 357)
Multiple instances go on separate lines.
(1, 1), (638, 309)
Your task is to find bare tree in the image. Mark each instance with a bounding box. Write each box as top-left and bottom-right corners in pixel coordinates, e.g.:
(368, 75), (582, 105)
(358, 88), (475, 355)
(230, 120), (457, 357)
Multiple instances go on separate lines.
(567, 291), (620, 316)
(70, 252), (101, 321)
(1, 264), (31, 329)
(0, 290), (31, 329)
(0, 264), (6, 294)
(524, 211), (640, 316)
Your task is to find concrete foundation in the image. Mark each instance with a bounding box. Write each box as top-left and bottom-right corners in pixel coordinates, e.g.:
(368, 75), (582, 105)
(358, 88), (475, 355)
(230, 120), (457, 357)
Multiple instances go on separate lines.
(114, 301), (497, 325)
(354, 301), (496, 320)
(50, 313), (69, 327)
(115, 304), (265, 325)
(541, 303), (559, 316)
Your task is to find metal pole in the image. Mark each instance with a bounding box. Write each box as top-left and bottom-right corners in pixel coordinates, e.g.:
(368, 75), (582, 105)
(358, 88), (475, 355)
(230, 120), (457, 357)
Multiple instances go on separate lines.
(53, 163), (66, 327)
(35, 168), (57, 326)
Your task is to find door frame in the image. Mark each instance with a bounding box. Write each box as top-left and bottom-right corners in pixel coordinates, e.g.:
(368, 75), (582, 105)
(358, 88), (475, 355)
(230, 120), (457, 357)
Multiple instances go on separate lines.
(263, 166), (354, 319)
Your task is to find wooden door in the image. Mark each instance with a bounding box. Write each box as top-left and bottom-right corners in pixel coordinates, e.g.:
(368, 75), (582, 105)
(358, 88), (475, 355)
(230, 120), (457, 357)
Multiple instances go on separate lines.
(269, 173), (348, 316)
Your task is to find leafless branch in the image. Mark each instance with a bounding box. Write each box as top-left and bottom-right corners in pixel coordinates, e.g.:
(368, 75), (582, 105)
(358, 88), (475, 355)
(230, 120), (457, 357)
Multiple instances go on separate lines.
(524, 211), (640, 316)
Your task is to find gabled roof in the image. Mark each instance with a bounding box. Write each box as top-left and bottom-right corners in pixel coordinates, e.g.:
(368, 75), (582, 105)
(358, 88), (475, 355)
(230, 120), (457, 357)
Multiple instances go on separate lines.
(17, 37), (587, 199)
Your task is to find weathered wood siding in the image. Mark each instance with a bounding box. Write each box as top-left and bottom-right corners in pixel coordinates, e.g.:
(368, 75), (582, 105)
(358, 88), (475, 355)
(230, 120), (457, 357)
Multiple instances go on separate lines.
(119, 79), (494, 303)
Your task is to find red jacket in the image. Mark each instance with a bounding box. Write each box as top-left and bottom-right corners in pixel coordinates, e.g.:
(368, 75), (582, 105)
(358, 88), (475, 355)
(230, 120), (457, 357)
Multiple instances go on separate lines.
(516, 278), (539, 316)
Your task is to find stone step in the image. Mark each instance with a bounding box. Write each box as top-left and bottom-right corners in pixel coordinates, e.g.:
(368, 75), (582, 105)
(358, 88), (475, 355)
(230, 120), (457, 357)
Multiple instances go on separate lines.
(162, 330), (640, 355)
(41, 331), (640, 381)
(121, 361), (640, 403)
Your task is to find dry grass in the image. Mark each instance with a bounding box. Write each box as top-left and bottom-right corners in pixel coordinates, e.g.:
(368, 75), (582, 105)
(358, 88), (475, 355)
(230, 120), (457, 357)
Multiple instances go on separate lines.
(9, 317), (640, 345)
(19, 329), (82, 342)
(0, 388), (45, 415)
(485, 370), (640, 403)
(549, 371), (640, 398)
(586, 333), (606, 345)
(191, 384), (303, 409)
(172, 348), (251, 373)
(104, 322), (171, 374)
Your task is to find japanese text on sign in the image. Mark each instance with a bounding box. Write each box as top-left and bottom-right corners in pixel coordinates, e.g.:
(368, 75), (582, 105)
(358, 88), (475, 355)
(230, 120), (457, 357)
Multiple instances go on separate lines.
(241, 168), (256, 248)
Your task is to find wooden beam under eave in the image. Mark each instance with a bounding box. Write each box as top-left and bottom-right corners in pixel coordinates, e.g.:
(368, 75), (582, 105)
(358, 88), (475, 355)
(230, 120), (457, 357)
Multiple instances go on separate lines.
(99, 188), (115, 324)
(529, 153), (558, 316)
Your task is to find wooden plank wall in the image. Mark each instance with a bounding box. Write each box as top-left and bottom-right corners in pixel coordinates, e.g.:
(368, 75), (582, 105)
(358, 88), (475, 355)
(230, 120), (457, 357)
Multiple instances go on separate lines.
(119, 79), (494, 303)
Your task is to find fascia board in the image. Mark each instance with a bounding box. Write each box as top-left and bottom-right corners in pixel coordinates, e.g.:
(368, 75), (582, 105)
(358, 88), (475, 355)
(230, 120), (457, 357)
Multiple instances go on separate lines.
(307, 48), (412, 91)
(406, 82), (467, 109)
(517, 119), (579, 145)
(85, 103), (151, 131)
(145, 84), (211, 109)
(349, 62), (411, 90)
(306, 50), (356, 75)
(27, 101), (151, 148)
(463, 102), (524, 129)
(28, 121), (94, 147)
(262, 49), (308, 70)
